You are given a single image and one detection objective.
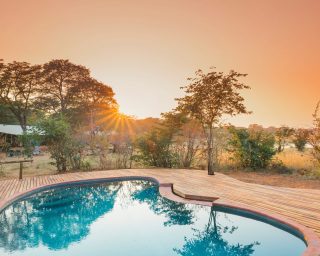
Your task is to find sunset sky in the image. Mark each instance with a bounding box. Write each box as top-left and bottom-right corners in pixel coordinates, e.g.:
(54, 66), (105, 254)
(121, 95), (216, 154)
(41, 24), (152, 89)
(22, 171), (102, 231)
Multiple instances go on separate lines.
(1, 0), (319, 127)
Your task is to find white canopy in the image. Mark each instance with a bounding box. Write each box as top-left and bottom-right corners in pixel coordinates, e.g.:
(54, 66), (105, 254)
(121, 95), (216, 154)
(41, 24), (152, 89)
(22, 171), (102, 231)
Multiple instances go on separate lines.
(0, 124), (32, 135)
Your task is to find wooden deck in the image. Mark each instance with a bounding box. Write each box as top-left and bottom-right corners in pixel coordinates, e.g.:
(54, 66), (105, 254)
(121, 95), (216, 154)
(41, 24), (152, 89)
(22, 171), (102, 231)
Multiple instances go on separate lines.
(0, 169), (320, 238)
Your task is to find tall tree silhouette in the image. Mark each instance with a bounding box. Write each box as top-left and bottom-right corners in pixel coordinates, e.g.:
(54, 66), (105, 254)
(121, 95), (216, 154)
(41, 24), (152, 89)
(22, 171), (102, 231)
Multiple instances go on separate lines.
(175, 68), (251, 175)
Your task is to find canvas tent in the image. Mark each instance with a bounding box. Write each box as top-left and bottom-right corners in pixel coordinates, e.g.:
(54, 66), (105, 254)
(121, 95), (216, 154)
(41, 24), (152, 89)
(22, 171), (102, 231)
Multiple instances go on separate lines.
(0, 124), (33, 152)
(0, 124), (26, 136)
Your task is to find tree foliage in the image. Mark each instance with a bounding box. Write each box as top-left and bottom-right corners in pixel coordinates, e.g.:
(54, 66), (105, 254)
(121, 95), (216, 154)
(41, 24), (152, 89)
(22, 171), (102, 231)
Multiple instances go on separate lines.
(38, 59), (90, 114)
(175, 68), (251, 174)
(37, 59), (117, 126)
(275, 126), (294, 153)
(0, 104), (19, 124)
(309, 102), (320, 165)
(0, 61), (42, 130)
(228, 127), (276, 169)
(133, 127), (178, 168)
(161, 111), (204, 168)
(0, 59), (117, 131)
(33, 116), (83, 172)
(293, 128), (310, 152)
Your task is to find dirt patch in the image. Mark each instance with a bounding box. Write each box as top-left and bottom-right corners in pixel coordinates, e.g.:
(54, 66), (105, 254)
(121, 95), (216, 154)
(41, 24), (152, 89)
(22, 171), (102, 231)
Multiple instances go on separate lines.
(222, 170), (320, 189)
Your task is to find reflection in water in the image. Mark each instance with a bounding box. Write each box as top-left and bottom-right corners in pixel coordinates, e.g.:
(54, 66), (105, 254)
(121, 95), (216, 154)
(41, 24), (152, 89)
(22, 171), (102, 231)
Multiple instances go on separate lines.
(174, 208), (259, 256)
(0, 180), (305, 256)
(0, 183), (122, 251)
(131, 180), (195, 226)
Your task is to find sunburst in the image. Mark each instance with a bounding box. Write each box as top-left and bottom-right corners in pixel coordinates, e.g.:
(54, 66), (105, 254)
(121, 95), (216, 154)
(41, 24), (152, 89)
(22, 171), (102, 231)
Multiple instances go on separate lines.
(97, 108), (136, 136)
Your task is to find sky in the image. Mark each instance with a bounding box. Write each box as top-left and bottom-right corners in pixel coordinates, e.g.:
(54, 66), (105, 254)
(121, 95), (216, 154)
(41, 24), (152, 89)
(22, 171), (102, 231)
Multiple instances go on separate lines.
(1, 0), (319, 127)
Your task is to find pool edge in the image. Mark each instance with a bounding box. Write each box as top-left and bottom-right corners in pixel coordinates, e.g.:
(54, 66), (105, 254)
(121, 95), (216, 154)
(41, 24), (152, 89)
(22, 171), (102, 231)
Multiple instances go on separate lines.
(0, 175), (319, 256)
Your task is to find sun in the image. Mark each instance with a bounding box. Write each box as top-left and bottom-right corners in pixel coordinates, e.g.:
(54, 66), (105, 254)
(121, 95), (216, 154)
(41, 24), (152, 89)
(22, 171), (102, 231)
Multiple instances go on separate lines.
(97, 108), (136, 135)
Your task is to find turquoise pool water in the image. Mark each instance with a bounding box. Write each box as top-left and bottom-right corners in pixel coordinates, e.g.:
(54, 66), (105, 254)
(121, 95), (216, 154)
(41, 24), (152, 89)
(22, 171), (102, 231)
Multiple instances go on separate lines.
(0, 179), (306, 256)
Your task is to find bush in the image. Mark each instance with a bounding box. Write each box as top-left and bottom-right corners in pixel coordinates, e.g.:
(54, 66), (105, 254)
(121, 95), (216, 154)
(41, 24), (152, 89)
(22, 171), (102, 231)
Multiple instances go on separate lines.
(293, 128), (309, 152)
(228, 127), (276, 169)
(133, 128), (178, 168)
(269, 159), (293, 174)
(33, 116), (83, 172)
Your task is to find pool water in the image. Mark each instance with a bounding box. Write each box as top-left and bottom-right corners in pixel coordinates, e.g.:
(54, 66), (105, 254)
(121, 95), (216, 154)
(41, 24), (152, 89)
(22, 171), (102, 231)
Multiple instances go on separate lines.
(0, 180), (306, 256)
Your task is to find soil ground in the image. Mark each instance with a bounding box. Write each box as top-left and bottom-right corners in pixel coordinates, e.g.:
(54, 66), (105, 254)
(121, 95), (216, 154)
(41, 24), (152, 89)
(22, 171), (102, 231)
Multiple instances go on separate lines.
(221, 170), (320, 189)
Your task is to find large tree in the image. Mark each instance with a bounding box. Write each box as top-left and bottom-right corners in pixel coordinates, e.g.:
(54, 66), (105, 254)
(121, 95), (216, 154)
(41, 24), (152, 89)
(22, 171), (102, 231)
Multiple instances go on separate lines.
(0, 60), (42, 131)
(71, 77), (118, 126)
(38, 59), (117, 127)
(38, 59), (91, 114)
(175, 68), (251, 175)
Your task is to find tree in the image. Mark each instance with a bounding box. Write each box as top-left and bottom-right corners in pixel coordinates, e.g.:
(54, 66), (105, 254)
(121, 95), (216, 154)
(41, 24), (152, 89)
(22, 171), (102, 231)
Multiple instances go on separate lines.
(228, 127), (276, 169)
(275, 126), (294, 153)
(309, 102), (320, 165)
(175, 68), (251, 175)
(293, 128), (310, 152)
(69, 78), (117, 126)
(0, 61), (42, 131)
(38, 59), (118, 128)
(38, 59), (91, 114)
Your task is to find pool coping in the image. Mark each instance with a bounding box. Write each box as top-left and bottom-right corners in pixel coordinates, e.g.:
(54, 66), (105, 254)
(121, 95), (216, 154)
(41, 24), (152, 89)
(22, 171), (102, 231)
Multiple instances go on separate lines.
(0, 175), (319, 256)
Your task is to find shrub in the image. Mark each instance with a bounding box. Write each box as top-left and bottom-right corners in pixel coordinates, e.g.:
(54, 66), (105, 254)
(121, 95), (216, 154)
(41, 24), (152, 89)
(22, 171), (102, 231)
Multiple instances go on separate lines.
(33, 116), (83, 172)
(228, 127), (276, 169)
(309, 102), (320, 165)
(269, 158), (293, 174)
(293, 128), (309, 152)
(133, 128), (178, 168)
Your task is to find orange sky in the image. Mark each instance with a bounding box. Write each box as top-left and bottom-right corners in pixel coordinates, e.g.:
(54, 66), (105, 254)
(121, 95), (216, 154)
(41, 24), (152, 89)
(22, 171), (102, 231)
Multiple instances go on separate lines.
(1, 0), (319, 127)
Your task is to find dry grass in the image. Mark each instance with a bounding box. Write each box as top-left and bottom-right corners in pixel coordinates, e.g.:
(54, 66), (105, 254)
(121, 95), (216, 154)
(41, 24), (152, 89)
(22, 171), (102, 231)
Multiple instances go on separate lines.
(275, 149), (316, 172)
(1, 148), (319, 189)
(0, 154), (57, 179)
(0, 153), (136, 180)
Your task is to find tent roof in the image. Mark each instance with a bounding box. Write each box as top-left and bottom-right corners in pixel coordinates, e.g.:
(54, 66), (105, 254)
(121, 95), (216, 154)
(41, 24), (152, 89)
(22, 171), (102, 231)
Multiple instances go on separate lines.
(0, 124), (32, 135)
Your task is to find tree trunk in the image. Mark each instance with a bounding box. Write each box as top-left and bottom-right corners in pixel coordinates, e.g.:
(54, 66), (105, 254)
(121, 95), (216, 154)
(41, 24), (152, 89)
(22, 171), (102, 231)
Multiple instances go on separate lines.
(208, 147), (214, 175)
(207, 126), (215, 175)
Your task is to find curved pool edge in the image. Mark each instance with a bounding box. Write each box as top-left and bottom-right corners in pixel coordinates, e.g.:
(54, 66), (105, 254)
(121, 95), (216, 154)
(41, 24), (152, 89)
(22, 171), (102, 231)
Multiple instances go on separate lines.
(0, 175), (319, 256)
(158, 183), (320, 256)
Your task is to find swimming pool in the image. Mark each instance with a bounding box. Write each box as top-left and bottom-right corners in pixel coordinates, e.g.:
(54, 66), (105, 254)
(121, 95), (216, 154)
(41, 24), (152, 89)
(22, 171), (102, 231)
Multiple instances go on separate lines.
(0, 179), (307, 256)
